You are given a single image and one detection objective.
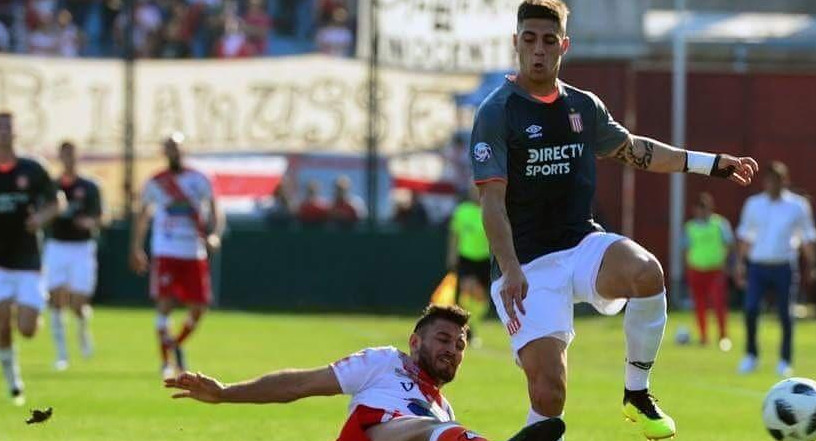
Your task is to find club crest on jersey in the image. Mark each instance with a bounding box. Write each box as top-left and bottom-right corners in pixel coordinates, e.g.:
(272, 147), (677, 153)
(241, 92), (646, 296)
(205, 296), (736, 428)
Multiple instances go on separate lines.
(73, 187), (85, 199)
(16, 175), (28, 189)
(568, 111), (583, 133)
(473, 142), (492, 163)
(526, 124), (543, 139)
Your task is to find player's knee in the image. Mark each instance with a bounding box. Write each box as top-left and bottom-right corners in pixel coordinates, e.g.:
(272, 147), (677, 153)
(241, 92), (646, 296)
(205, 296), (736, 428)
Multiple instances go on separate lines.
(530, 376), (566, 416)
(630, 254), (664, 297)
(429, 424), (488, 441)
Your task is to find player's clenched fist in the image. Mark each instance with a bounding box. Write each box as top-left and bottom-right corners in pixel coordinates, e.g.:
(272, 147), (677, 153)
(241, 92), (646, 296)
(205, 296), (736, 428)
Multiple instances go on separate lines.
(711, 154), (759, 186)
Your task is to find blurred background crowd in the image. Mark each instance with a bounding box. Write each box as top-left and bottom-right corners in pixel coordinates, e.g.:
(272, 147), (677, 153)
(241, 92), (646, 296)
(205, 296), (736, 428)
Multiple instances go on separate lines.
(0, 0), (357, 58)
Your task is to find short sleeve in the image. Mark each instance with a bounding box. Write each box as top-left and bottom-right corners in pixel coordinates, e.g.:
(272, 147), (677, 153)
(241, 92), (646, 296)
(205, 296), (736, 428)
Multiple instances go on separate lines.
(719, 217), (735, 245)
(198, 173), (214, 200)
(330, 347), (394, 395)
(590, 92), (630, 157)
(736, 198), (756, 241)
(470, 101), (509, 183)
(86, 181), (103, 217)
(35, 162), (57, 204)
(796, 197), (816, 243)
(141, 179), (159, 207)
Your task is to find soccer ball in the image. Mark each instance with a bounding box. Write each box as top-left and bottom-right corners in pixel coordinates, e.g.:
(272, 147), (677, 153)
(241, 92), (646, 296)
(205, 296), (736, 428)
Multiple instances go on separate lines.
(762, 377), (816, 440)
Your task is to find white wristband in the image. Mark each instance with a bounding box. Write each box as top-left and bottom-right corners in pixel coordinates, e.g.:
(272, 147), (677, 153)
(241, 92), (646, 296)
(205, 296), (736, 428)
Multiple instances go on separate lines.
(686, 151), (716, 175)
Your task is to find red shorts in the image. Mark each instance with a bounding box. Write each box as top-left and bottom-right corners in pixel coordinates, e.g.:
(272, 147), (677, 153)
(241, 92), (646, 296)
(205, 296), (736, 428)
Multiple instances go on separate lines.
(150, 257), (211, 304)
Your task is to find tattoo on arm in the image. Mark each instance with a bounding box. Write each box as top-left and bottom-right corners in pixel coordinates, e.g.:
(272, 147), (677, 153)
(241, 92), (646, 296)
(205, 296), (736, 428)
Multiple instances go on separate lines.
(613, 137), (655, 170)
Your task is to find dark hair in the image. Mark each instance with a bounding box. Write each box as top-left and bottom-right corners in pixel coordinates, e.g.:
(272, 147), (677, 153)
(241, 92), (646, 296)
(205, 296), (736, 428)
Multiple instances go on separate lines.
(413, 304), (470, 335)
(695, 192), (714, 210)
(517, 0), (570, 34)
(60, 141), (75, 151)
(0, 112), (10, 122)
(767, 161), (789, 182)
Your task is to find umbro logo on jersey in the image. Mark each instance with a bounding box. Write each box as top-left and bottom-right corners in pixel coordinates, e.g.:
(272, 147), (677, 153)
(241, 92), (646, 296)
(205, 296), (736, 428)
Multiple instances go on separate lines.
(526, 124), (543, 139)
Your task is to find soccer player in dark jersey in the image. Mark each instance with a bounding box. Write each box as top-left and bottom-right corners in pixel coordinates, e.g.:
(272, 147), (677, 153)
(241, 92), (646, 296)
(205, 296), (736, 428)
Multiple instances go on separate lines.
(45, 141), (103, 371)
(0, 112), (58, 405)
(470, 2), (759, 440)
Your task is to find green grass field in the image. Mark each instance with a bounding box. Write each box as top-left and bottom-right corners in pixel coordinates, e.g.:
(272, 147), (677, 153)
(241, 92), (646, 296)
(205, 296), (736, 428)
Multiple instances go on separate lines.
(1, 307), (813, 440)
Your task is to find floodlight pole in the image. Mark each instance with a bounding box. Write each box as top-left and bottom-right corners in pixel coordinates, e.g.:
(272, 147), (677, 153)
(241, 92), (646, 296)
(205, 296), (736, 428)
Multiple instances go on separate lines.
(123, 0), (136, 218)
(366, 0), (380, 227)
(669, 0), (687, 303)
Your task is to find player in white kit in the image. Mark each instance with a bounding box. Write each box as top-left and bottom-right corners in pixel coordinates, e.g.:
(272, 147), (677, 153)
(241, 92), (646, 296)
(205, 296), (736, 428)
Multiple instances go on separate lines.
(164, 305), (565, 441)
(130, 133), (225, 378)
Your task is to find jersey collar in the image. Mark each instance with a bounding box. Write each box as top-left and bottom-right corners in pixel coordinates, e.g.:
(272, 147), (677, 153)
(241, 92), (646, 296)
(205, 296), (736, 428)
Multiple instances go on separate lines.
(506, 75), (566, 105)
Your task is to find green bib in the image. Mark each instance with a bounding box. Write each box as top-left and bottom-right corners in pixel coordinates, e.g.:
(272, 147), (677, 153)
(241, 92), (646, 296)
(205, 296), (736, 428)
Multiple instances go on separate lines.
(685, 215), (728, 270)
(451, 201), (490, 260)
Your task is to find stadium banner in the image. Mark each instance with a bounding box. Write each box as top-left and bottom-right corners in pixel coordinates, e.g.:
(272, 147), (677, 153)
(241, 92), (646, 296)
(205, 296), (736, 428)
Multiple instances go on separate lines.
(357, 0), (518, 72)
(0, 54), (477, 156)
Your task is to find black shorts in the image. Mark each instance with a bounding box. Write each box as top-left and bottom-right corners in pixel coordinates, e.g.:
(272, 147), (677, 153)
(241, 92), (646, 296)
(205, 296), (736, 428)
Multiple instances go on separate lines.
(457, 256), (491, 289)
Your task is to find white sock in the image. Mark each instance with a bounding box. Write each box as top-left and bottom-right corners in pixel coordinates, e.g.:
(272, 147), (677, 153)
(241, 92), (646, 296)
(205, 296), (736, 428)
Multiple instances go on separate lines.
(527, 408), (565, 441)
(77, 305), (93, 356)
(624, 290), (667, 390)
(51, 308), (68, 362)
(0, 347), (23, 392)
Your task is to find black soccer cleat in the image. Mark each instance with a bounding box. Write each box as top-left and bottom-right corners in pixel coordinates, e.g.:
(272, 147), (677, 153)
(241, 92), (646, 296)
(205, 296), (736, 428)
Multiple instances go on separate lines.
(623, 389), (676, 440)
(26, 407), (53, 424)
(506, 418), (565, 441)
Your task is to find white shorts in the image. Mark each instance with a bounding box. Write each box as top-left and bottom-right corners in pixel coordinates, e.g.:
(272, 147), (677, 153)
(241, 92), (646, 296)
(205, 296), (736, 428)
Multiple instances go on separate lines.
(490, 232), (628, 356)
(0, 267), (47, 311)
(44, 240), (98, 296)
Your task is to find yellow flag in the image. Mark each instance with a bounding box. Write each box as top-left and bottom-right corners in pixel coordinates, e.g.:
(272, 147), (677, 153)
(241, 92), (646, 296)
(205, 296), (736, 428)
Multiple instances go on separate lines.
(430, 272), (458, 306)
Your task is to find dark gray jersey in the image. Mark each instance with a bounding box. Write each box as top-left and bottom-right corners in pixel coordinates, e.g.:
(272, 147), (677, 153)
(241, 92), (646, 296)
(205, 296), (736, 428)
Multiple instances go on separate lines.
(470, 78), (629, 278)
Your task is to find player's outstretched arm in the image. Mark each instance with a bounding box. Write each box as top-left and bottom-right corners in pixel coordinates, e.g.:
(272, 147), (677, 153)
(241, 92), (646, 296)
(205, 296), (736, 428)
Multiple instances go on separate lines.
(165, 367), (342, 404)
(129, 205), (152, 274)
(605, 135), (758, 186)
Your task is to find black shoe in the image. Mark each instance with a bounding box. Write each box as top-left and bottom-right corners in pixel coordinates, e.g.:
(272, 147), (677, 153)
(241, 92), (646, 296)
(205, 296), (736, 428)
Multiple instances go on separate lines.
(10, 387), (25, 406)
(623, 389), (661, 419)
(506, 418), (565, 441)
(174, 346), (186, 372)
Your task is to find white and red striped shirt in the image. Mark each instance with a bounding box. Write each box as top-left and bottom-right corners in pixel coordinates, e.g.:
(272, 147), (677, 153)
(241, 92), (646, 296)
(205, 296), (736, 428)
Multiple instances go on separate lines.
(331, 346), (455, 441)
(141, 168), (213, 260)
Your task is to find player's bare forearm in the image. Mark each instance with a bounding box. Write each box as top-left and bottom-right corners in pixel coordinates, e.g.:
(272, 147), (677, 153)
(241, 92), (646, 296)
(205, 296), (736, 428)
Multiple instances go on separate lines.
(220, 367), (342, 404)
(210, 198), (226, 238)
(479, 182), (521, 274)
(36, 202), (59, 225)
(446, 232), (459, 270)
(130, 207), (151, 251)
(608, 135), (684, 173)
(607, 135), (758, 185)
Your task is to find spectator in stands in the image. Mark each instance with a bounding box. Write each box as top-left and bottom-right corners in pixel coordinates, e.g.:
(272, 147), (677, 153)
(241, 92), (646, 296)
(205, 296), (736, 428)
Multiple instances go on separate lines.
(393, 189), (428, 229)
(242, 0), (270, 55)
(214, 16), (254, 58)
(27, 12), (58, 55)
(258, 177), (296, 226)
(297, 180), (329, 225)
(158, 4), (192, 58)
(56, 9), (81, 57)
(315, 6), (352, 57)
(114, 0), (162, 57)
(329, 175), (366, 225)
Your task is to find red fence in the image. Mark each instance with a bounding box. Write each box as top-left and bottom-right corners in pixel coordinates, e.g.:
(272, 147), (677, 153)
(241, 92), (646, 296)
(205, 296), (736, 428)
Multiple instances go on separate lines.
(561, 62), (816, 282)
